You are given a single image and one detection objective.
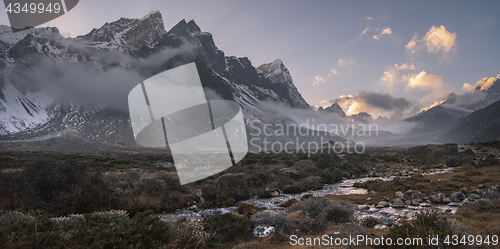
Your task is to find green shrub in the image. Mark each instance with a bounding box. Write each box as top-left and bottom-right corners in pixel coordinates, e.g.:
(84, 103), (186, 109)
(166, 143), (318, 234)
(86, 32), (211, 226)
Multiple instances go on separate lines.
(386, 212), (470, 249)
(287, 198), (354, 232)
(319, 168), (343, 184)
(202, 213), (252, 244)
(282, 182), (308, 194)
(5, 159), (112, 216)
(316, 153), (341, 169)
(71, 210), (171, 249)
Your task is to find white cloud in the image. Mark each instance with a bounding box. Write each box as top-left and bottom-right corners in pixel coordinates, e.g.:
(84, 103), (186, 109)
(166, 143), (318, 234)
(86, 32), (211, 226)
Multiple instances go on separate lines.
(372, 27), (392, 40)
(328, 69), (339, 77)
(405, 71), (450, 102)
(315, 100), (331, 109)
(405, 32), (419, 53)
(381, 27), (392, 35)
(462, 83), (475, 93)
(366, 17), (372, 20)
(379, 70), (398, 89)
(463, 75), (500, 92)
(337, 58), (354, 70)
(360, 27), (369, 36)
(420, 100), (445, 112)
(312, 75), (325, 86)
(378, 63), (417, 90)
(405, 25), (457, 59)
(423, 25), (457, 54)
(407, 71), (443, 90)
(394, 63), (416, 70)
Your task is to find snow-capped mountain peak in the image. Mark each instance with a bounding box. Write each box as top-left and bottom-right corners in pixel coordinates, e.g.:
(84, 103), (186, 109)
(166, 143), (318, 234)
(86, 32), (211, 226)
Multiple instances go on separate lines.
(76, 11), (166, 51)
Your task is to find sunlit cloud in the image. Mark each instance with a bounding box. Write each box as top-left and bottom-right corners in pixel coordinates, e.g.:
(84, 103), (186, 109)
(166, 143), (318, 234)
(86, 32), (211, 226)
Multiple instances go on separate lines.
(312, 75), (325, 86)
(337, 58), (354, 73)
(420, 99), (446, 112)
(407, 71), (443, 90)
(378, 63), (416, 90)
(360, 27), (369, 36)
(335, 91), (419, 117)
(394, 63), (416, 70)
(328, 69), (339, 76)
(463, 75), (500, 92)
(379, 70), (398, 90)
(314, 100), (331, 109)
(372, 27), (392, 40)
(381, 27), (392, 35)
(405, 32), (419, 53)
(405, 25), (457, 59)
(423, 25), (457, 54)
(462, 83), (475, 93)
(405, 70), (450, 103)
(366, 17), (373, 20)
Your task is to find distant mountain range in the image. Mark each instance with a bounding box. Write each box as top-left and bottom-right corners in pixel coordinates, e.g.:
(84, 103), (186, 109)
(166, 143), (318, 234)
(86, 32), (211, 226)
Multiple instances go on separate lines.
(0, 11), (499, 149)
(0, 11), (345, 150)
(439, 98), (500, 143)
(401, 77), (500, 143)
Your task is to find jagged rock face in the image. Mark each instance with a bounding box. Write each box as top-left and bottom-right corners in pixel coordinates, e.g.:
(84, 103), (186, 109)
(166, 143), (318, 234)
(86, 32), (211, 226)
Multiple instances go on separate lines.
(350, 112), (372, 123)
(440, 98), (500, 143)
(318, 102), (346, 118)
(403, 78), (500, 141)
(256, 59), (309, 108)
(0, 11), (312, 148)
(76, 11), (167, 51)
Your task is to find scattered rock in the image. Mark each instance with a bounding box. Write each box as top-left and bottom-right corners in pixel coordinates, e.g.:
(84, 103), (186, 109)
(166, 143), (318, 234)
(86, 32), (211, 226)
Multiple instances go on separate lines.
(450, 191), (465, 202)
(358, 205), (370, 210)
(376, 201), (390, 208)
(382, 196), (390, 201)
(404, 200), (411, 205)
(253, 225), (275, 237)
(279, 198), (298, 208)
(395, 191), (405, 198)
(412, 193), (419, 198)
(188, 205), (199, 212)
(270, 191), (280, 197)
(430, 193), (446, 203)
(236, 203), (260, 216)
(410, 199), (420, 206)
(374, 224), (388, 229)
(406, 189), (414, 194)
(459, 187), (469, 194)
(443, 197), (452, 204)
(301, 194), (313, 200)
(392, 198), (404, 208)
(278, 168), (301, 179)
(362, 217), (380, 228)
(482, 186), (498, 198)
(468, 193), (480, 201)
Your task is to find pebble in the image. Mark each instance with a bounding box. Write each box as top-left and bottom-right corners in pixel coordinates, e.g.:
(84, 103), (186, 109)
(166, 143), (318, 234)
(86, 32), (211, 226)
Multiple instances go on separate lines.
(253, 225), (275, 237)
(376, 201), (390, 208)
(374, 224), (388, 229)
(392, 198), (404, 208)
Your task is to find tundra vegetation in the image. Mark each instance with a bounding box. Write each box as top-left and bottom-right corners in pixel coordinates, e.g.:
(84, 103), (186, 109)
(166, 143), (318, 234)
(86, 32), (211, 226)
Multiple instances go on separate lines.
(0, 143), (498, 248)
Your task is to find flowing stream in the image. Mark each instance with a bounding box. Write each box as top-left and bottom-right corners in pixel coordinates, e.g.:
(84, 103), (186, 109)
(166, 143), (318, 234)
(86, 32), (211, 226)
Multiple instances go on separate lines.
(158, 167), (462, 227)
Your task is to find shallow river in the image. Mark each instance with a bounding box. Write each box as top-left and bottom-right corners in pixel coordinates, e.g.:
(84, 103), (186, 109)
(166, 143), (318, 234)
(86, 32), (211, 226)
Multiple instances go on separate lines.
(158, 167), (461, 227)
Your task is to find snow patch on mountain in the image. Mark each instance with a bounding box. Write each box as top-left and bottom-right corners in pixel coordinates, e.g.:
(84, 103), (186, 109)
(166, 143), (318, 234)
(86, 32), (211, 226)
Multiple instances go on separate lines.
(0, 82), (54, 134)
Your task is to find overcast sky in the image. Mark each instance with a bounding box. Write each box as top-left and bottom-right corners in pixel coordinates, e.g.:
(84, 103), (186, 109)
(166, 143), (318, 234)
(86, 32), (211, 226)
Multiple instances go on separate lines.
(1, 0), (499, 117)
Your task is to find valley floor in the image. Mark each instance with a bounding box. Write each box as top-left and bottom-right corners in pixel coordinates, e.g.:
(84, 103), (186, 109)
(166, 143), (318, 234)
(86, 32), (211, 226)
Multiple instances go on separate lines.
(0, 143), (498, 248)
